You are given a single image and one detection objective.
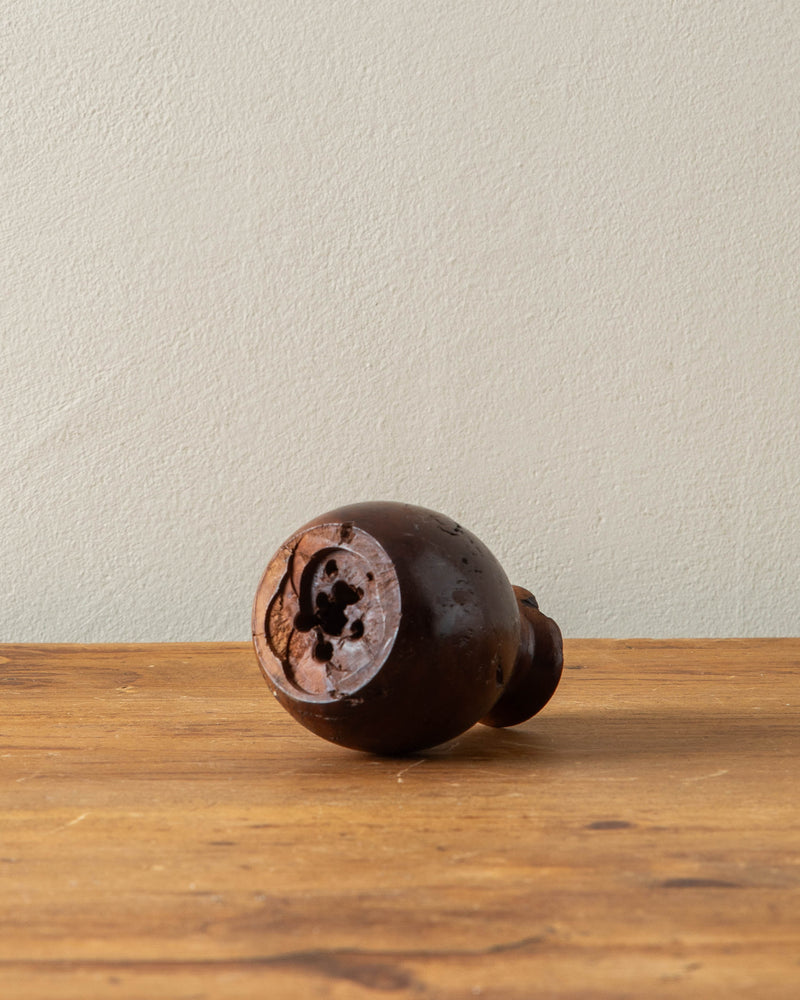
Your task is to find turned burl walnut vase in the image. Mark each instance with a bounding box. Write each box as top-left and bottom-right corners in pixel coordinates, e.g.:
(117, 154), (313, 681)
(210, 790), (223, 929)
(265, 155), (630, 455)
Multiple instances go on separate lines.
(252, 502), (563, 754)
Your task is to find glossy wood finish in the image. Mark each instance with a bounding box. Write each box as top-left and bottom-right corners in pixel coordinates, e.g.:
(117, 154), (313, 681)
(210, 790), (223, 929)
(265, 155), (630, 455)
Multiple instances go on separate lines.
(1, 640), (798, 998)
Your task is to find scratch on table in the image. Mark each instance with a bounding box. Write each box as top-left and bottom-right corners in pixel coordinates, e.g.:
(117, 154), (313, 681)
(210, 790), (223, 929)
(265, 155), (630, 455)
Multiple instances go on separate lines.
(683, 769), (729, 783)
(594, 776), (640, 782)
(396, 760), (425, 784)
(47, 813), (89, 834)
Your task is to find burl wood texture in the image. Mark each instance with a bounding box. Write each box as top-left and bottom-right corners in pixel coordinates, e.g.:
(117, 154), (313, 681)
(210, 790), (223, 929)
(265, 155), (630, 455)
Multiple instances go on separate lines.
(1, 641), (798, 999)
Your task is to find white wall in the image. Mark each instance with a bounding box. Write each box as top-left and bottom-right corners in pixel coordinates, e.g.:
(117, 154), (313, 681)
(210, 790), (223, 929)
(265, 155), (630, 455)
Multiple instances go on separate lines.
(3, 1), (798, 641)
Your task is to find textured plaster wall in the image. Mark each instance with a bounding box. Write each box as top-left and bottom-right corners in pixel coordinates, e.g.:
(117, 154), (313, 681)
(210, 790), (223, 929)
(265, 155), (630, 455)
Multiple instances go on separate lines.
(2, 1), (799, 641)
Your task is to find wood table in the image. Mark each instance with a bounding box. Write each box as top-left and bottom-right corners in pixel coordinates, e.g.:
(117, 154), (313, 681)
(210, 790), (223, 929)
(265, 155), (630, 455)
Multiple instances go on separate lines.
(1, 640), (798, 998)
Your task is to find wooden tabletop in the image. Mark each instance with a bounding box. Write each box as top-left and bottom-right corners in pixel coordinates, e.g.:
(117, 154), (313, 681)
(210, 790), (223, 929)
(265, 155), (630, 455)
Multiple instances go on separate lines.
(1, 640), (798, 998)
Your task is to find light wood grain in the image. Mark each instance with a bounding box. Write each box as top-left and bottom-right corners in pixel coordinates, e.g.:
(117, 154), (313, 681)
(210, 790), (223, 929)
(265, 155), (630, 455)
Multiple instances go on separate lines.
(1, 640), (798, 998)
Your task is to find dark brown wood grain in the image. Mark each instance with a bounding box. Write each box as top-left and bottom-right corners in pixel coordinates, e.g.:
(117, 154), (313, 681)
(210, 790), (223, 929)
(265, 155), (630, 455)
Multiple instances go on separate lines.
(1, 640), (799, 998)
